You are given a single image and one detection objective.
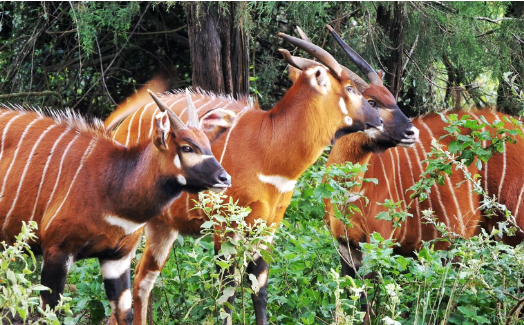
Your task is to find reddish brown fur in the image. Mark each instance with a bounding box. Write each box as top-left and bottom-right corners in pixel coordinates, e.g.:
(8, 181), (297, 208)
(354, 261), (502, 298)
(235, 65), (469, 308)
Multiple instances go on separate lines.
(325, 109), (522, 260)
(0, 105), (226, 325)
(107, 66), (382, 325)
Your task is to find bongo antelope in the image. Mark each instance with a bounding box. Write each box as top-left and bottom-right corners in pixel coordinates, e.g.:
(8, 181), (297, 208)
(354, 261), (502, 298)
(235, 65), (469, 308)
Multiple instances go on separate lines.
(0, 91), (229, 325)
(105, 32), (392, 325)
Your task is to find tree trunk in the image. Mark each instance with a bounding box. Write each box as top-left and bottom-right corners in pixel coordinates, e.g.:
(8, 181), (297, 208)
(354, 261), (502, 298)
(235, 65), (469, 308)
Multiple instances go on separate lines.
(185, 2), (249, 98)
(497, 1), (524, 115)
(376, 2), (407, 100)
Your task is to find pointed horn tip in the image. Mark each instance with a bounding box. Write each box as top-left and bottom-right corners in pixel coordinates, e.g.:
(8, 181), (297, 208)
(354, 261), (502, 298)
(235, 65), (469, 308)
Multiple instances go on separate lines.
(326, 24), (335, 32)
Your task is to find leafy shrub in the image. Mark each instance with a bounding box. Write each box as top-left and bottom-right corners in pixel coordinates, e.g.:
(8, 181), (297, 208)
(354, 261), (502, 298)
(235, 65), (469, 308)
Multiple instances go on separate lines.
(0, 221), (73, 325)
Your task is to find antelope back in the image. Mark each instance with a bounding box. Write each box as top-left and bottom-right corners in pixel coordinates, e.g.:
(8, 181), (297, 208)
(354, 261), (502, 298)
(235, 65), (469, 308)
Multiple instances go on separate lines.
(326, 109), (523, 252)
(0, 108), (117, 243)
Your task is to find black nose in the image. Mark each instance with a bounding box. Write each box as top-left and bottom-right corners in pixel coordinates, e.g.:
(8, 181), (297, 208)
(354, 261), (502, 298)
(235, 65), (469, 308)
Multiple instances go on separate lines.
(218, 172), (231, 185)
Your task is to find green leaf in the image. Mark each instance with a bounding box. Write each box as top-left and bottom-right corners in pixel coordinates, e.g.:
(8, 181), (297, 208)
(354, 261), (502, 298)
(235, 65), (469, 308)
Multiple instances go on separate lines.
(220, 241), (237, 257)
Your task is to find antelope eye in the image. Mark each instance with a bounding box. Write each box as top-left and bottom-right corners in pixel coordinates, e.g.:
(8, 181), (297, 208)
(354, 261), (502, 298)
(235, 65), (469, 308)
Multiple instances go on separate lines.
(368, 100), (377, 107)
(181, 146), (193, 153)
(346, 86), (354, 93)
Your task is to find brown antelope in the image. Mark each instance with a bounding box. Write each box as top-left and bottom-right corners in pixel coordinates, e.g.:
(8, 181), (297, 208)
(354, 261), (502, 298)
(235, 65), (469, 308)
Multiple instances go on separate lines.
(104, 33), (396, 325)
(323, 26), (523, 280)
(0, 91), (230, 325)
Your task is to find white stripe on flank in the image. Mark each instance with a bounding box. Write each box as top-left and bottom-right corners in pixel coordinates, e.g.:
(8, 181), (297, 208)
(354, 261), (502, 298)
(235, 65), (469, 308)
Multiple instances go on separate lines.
(492, 114), (506, 199)
(219, 106), (249, 164)
(419, 120), (457, 231)
(412, 137), (438, 239)
(45, 137), (97, 231)
(148, 108), (160, 139)
(0, 114), (24, 165)
(179, 98), (202, 118)
(515, 184), (524, 217)
(387, 149), (401, 204)
(168, 96), (186, 110)
(403, 147), (421, 247)
(377, 155), (396, 238)
(0, 111), (13, 121)
(5, 123), (58, 222)
(195, 97), (218, 112)
(125, 108), (142, 147)
(394, 148), (407, 244)
(31, 128), (72, 221)
(42, 132), (81, 224)
(137, 103), (155, 143)
(258, 174), (297, 193)
(0, 116), (43, 200)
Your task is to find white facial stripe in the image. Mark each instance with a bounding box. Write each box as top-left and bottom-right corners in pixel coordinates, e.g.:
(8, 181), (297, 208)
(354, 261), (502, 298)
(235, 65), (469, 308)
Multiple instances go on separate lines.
(258, 174), (297, 193)
(177, 175), (187, 185)
(118, 289), (132, 311)
(174, 155), (181, 169)
(181, 153), (205, 167)
(345, 116), (353, 126)
(101, 254), (132, 279)
(339, 98), (348, 114)
(105, 215), (146, 235)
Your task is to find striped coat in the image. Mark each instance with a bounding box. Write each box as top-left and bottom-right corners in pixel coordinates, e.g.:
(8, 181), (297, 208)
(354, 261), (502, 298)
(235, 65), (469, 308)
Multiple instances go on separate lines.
(0, 100), (228, 325)
(325, 109), (523, 275)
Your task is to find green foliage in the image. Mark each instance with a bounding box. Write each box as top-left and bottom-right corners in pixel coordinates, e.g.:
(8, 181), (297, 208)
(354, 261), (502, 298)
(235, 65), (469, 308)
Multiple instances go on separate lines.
(0, 222), (74, 324)
(71, 2), (141, 55)
(66, 259), (109, 324)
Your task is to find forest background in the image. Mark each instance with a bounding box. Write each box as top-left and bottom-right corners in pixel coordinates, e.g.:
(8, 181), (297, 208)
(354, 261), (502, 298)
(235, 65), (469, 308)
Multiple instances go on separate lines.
(2, 2), (524, 325)
(1, 2), (523, 117)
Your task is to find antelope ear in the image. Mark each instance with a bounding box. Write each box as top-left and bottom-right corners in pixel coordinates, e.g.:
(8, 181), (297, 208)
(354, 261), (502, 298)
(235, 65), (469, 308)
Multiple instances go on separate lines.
(153, 111), (171, 149)
(200, 108), (237, 143)
(305, 66), (330, 95)
(377, 69), (385, 82)
(287, 66), (302, 84)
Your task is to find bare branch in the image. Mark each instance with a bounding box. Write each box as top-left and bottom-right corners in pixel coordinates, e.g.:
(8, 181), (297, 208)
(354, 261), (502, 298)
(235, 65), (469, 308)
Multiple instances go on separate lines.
(475, 17), (516, 24)
(402, 33), (419, 72)
(0, 91), (63, 108)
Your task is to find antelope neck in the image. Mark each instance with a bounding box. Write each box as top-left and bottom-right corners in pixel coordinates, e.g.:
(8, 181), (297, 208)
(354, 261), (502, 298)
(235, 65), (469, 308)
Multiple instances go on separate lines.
(104, 143), (181, 222)
(262, 96), (340, 180)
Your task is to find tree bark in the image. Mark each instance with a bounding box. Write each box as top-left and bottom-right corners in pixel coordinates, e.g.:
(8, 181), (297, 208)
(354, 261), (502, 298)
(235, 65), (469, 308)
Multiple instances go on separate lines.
(497, 1), (524, 115)
(185, 2), (249, 98)
(376, 2), (407, 100)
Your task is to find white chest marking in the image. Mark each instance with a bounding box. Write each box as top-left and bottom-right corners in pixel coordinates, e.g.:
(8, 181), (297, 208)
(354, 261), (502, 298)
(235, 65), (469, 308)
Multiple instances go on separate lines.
(258, 174), (297, 193)
(177, 175), (187, 185)
(339, 98), (348, 115)
(105, 215), (145, 235)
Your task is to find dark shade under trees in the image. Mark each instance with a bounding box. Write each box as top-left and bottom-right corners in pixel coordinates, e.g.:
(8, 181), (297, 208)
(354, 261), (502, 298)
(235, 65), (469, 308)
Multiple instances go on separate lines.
(0, 1), (523, 118)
